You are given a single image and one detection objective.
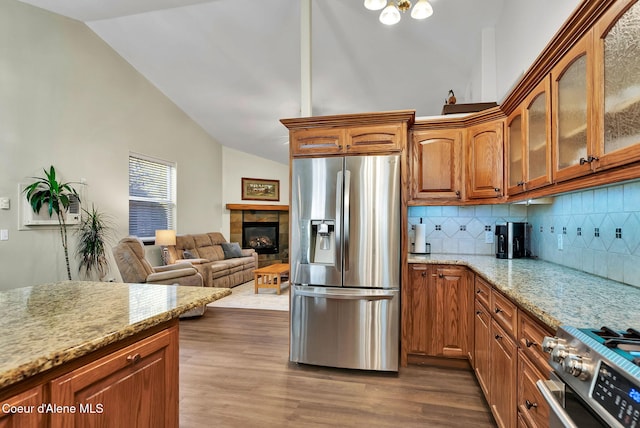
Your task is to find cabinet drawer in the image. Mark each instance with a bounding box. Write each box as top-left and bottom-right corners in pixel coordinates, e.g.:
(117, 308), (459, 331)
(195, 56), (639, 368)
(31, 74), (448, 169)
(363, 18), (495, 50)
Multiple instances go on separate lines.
(518, 351), (550, 428)
(491, 290), (518, 338)
(474, 276), (491, 309)
(519, 312), (553, 376)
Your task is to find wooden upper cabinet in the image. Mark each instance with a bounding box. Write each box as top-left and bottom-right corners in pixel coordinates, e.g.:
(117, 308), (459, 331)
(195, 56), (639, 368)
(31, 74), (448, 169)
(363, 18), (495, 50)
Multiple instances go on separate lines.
(592, 0), (640, 171)
(466, 120), (505, 199)
(290, 127), (345, 156)
(524, 77), (553, 190)
(280, 110), (415, 157)
(345, 124), (403, 154)
(288, 121), (407, 157)
(507, 111), (525, 196)
(508, 77), (553, 196)
(552, 34), (594, 182)
(411, 128), (463, 200)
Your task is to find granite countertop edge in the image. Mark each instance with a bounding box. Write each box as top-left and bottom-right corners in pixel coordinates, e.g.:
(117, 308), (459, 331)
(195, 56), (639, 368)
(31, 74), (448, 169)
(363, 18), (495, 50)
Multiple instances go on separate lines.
(407, 254), (640, 332)
(0, 284), (231, 391)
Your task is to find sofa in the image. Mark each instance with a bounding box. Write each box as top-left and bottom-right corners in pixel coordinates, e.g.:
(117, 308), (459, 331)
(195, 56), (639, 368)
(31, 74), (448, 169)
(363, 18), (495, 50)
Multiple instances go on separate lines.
(165, 232), (258, 288)
(112, 236), (206, 317)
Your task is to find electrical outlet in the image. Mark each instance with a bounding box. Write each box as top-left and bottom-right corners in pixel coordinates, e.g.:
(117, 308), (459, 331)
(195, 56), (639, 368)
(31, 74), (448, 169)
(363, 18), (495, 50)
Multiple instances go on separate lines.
(0, 229), (8, 241)
(557, 234), (563, 250)
(484, 231), (494, 244)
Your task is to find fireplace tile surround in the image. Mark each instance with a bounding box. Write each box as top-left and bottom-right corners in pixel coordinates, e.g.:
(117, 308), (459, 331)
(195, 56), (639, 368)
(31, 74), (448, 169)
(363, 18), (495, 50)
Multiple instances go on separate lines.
(229, 208), (289, 267)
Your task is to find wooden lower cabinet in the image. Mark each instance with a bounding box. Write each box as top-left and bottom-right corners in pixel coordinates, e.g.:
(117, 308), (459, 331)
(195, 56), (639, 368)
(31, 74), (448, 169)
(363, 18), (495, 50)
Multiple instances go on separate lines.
(473, 300), (491, 398)
(49, 326), (178, 428)
(403, 264), (472, 364)
(490, 319), (518, 428)
(518, 351), (550, 428)
(0, 322), (179, 428)
(0, 386), (44, 428)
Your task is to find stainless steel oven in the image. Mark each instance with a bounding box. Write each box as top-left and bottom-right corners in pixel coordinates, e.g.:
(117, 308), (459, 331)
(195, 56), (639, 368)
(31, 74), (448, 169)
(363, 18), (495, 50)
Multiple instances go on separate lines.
(538, 326), (640, 428)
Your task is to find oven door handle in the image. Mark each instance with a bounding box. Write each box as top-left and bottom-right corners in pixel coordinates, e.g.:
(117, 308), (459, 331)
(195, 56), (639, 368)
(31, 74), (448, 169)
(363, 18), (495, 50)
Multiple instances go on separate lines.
(536, 379), (579, 428)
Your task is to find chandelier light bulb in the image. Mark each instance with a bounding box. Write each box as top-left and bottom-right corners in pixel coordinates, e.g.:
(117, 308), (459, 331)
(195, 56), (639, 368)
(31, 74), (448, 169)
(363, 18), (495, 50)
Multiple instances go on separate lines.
(411, 0), (433, 19)
(379, 1), (401, 25)
(364, 0), (386, 11)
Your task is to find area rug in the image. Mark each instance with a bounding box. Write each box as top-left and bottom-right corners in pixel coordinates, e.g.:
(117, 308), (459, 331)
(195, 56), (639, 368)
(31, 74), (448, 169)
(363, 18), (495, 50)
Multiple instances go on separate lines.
(207, 280), (289, 311)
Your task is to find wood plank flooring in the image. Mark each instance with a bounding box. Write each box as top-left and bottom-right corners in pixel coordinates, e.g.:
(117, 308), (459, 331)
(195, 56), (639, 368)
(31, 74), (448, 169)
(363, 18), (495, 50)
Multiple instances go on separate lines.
(179, 308), (496, 428)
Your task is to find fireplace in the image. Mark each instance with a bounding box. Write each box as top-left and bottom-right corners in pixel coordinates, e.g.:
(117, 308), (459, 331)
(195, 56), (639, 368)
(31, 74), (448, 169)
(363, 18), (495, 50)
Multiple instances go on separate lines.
(242, 222), (279, 254)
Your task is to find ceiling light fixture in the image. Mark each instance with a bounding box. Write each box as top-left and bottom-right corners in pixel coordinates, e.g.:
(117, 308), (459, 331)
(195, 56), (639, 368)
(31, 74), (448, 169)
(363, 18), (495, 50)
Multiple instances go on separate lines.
(365, 0), (433, 25)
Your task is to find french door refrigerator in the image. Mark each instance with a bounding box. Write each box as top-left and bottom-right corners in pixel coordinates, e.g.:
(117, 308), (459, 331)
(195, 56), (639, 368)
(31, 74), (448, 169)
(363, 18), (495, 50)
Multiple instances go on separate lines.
(289, 154), (400, 371)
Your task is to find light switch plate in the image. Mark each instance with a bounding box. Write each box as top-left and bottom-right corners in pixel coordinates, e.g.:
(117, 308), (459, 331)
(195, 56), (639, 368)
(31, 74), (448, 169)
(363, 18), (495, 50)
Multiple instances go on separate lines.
(557, 234), (563, 250)
(0, 197), (9, 210)
(0, 229), (8, 241)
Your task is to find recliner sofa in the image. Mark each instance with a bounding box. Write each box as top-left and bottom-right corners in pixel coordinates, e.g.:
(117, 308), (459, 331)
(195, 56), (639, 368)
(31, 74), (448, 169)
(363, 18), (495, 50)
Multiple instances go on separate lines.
(165, 232), (257, 288)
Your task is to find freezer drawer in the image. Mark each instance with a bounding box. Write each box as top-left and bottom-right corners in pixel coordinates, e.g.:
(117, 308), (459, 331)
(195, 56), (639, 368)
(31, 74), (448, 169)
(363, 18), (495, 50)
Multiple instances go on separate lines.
(290, 286), (399, 371)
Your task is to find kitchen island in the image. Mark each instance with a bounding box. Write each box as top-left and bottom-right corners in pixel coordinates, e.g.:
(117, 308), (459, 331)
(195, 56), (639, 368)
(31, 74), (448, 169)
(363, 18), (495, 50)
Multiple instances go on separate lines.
(0, 281), (230, 427)
(408, 253), (640, 330)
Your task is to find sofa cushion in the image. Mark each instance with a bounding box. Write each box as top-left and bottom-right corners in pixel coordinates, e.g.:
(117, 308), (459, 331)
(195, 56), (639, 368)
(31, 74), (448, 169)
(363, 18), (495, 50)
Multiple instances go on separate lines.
(221, 242), (243, 259)
(198, 245), (224, 261)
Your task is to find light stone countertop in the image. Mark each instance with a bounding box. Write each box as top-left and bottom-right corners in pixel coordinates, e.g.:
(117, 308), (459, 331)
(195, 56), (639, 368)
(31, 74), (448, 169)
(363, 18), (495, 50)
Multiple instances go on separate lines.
(0, 281), (231, 390)
(408, 254), (640, 331)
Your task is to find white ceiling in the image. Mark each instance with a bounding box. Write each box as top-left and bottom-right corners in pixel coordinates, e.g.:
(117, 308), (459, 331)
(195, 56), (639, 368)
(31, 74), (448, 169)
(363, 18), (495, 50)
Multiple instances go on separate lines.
(18, 0), (505, 164)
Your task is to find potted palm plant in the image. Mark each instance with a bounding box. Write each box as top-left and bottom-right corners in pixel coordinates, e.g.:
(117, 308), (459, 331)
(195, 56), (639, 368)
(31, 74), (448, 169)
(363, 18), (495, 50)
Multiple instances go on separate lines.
(76, 205), (113, 281)
(23, 166), (80, 281)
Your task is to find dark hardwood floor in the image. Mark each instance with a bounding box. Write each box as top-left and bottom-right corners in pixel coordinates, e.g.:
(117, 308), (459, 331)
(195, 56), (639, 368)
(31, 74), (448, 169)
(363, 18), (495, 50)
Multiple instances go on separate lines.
(179, 308), (496, 428)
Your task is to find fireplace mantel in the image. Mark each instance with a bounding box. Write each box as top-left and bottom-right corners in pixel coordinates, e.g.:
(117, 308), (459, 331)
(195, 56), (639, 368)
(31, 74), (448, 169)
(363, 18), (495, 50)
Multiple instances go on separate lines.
(226, 204), (288, 211)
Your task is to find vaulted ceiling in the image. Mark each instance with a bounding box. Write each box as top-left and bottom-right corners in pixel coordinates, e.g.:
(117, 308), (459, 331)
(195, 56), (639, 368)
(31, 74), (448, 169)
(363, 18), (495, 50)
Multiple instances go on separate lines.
(18, 0), (506, 164)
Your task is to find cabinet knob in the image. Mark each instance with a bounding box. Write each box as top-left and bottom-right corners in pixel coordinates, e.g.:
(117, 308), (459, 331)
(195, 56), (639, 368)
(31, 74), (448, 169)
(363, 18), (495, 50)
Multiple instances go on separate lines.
(438, 273), (444, 278)
(494, 307), (502, 314)
(517, 181), (525, 186)
(126, 353), (141, 364)
(525, 400), (538, 410)
(495, 334), (502, 340)
(455, 190), (461, 198)
(476, 289), (482, 294)
(579, 157), (588, 165)
(421, 271), (427, 277)
(476, 310), (482, 315)
(494, 187), (501, 193)
(525, 339), (536, 348)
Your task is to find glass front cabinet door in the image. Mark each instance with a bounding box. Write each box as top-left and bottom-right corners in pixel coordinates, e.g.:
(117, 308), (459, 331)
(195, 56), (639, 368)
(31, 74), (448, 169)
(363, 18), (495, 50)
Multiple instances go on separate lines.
(552, 35), (592, 182)
(592, 0), (640, 171)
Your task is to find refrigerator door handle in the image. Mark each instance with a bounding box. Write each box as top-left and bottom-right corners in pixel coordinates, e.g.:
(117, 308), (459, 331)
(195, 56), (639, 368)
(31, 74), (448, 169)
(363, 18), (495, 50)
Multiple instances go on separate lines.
(295, 289), (395, 301)
(335, 170), (343, 271)
(343, 169), (351, 272)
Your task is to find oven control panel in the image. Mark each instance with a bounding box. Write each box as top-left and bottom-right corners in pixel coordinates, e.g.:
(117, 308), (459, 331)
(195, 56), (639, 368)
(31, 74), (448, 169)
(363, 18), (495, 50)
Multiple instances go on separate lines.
(592, 362), (640, 428)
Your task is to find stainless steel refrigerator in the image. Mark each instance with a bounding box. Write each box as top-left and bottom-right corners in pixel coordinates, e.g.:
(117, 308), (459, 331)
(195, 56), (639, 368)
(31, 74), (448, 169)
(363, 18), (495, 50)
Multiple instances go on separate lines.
(289, 154), (400, 371)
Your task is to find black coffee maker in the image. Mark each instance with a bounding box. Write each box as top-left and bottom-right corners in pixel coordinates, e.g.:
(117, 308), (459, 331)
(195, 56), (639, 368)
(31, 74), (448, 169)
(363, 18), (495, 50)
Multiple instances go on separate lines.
(495, 222), (527, 259)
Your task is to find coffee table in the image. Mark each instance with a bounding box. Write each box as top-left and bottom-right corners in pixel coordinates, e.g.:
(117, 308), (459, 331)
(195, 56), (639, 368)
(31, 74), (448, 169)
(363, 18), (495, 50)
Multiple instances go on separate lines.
(253, 263), (289, 295)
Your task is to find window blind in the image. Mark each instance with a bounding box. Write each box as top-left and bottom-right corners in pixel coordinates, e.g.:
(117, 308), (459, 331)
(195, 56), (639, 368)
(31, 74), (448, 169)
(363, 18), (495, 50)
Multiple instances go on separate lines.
(129, 154), (176, 241)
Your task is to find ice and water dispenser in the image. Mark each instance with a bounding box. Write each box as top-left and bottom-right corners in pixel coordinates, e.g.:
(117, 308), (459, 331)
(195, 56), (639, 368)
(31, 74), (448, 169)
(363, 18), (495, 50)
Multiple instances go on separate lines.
(309, 220), (335, 264)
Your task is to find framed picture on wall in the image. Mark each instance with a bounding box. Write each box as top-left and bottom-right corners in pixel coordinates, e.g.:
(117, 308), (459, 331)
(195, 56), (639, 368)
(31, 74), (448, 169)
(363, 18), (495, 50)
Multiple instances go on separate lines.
(241, 178), (280, 201)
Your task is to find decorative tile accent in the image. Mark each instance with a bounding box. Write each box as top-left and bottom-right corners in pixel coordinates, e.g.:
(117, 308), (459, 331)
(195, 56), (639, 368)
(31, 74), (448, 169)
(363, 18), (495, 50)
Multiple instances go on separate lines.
(485, 225), (492, 231)
(459, 225), (466, 231)
(577, 227), (582, 236)
(616, 228), (622, 239)
(435, 225), (441, 231)
(551, 226), (555, 233)
(563, 227), (567, 235)
(595, 227), (600, 237)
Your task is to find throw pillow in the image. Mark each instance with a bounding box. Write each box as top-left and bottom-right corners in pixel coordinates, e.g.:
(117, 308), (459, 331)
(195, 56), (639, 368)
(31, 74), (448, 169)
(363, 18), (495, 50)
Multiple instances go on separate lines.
(221, 242), (243, 259)
(183, 250), (196, 259)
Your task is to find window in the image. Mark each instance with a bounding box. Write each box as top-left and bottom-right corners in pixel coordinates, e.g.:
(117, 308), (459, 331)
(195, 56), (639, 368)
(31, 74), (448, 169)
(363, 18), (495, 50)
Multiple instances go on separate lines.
(129, 153), (176, 241)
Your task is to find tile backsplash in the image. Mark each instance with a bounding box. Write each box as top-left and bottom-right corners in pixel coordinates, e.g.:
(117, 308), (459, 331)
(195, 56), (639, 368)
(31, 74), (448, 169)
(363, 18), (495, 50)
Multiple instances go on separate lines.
(408, 204), (527, 255)
(408, 179), (640, 288)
